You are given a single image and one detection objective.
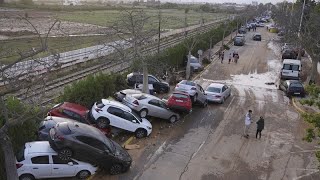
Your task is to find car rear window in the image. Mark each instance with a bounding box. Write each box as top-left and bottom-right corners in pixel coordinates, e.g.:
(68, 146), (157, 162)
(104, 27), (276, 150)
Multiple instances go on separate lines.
(207, 87), (221, 93)
(180, 80), (195, 86)
(57, 123), (72, 135)
(283, 64), (299, 71)
(173, 93), (188, 99)
(16, 145), (25, 162)
(291, 83), (303, 88)
(96, 100), (105, 109)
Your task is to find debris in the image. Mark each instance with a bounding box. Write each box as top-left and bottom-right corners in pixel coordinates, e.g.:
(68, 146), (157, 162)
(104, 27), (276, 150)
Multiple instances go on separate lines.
(124, 144), (140, 150)
(265, 82), (275, 85)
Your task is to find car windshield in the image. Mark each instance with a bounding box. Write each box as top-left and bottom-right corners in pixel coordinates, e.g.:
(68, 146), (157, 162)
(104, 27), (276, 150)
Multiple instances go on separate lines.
(190, 58), (199, 63)
(283, 64), (299, 71)
(206, 87), (221, 93)
(16, 145), (25, 162)
(131, 111), (142, 122)
(173, 93), (188, 99)
(290, 83), (303, 88)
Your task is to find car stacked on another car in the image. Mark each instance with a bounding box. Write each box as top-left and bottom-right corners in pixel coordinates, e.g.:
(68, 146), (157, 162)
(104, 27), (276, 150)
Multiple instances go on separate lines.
(166, 91), (192, 113)
(47, 102), (111, 136)
(174, 80), (208, 107)
(127, 72), (170, 94)
(122, 93), (180, 123)
(16, 141), (98, 180)
(114, 89), (142, 102)
(90, 99), (152, 138)
(48, 121), (132, 175)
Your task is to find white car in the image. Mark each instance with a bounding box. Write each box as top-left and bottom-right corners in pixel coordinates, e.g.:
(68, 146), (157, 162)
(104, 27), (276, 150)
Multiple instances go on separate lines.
(205, 83), (231, 104)
(174, 80), (208, 107)
(122, 93), (180, 123)
(90, 99), (152, 138)
(16, 141), (97, 180)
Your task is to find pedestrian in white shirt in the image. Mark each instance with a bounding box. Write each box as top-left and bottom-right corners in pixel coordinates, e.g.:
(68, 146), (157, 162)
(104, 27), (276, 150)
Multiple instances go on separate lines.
(244, 110), (253, 138)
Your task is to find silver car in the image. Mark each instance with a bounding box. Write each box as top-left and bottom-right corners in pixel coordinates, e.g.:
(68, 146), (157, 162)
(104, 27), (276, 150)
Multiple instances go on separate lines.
(205, 83), (231, 104)
(122, 93), (180, 123)
(174, 80), (208, 107)
(189, 56), (203, 72)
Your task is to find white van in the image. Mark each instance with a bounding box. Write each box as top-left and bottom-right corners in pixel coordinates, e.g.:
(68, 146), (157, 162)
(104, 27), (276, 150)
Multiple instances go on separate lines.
(280, 59), (301, 80)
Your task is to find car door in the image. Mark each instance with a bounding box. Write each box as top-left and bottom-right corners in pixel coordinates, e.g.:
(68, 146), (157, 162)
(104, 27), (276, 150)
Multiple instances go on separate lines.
(30, 155), (52, 178)
(221, 86), (228, 99)
(121, 111), (141, 132)
(107, 107), (126, 129)
(51, 155), (77, 178)
(147, 99), (161, 117)
(149, 76), (160, 91)
(196, 84), (207, 103)
(158, 100), (171, 119)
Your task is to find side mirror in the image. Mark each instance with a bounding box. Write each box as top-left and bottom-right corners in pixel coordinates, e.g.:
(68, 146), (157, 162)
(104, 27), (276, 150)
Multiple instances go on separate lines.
(68, 162), (73, 166)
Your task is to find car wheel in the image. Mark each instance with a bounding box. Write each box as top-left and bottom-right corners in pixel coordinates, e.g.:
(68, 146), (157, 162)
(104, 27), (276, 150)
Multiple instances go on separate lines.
(135, 128), (147, 138)
(110, 164), (123, 175)
(19, 174), (35, 180)
(192, 94), (198, 103)
(77, 170), (91, 179)
(202, 100), (208, 107)
(97, 117), (110, 128)
(168, 115), (177, 123)
(139, 109), (148, 118)
(58, 148), (73, 161)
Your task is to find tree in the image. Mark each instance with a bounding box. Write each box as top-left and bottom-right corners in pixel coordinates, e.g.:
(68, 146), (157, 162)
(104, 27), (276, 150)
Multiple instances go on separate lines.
(0, 16), (61, 179)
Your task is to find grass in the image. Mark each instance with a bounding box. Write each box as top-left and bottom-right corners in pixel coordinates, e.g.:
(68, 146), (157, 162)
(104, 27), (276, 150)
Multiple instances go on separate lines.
(56, 9), (227, 29)
(0, 35), (114, 64)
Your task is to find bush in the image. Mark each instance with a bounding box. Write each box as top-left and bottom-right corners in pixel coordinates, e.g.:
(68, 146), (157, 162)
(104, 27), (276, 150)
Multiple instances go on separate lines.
(0, 97), (44, 179)
(59, 73), (128, 107)
(202, 57), (211, 65)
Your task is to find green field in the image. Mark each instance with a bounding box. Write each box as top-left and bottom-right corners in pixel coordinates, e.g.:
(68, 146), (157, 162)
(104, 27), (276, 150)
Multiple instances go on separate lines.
(56, 9), (227, 29)
(0, 35), (113, 64)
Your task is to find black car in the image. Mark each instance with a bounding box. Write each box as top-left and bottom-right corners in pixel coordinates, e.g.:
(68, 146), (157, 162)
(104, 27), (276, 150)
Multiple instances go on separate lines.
(49, 122), (132, 175)
(126, 72), (170, 93)
(234, 37), (244, 46)
(279, 80), (306, 97)
(253, 33), (261, 41)
(238, 28), (247, 34)
(282, 49), (297, 59)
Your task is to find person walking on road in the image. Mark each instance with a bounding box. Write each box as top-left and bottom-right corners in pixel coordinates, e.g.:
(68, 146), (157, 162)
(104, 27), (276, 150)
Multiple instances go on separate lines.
(228, 53), (232, 64)
(221, 51), (224, 63)
(244, 110), (253, 138)
(234, 53), (239, 64)
(256, 116), (265, 139)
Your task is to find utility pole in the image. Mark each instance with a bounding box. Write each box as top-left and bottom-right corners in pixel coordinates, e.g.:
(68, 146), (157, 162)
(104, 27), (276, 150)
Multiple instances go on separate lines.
(297, 0), (306, 60)
(157, 0), (161, 55)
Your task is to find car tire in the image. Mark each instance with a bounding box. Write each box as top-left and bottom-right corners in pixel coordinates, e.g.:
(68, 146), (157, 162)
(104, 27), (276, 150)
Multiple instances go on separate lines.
(19, 174), (35, 180)
(139, 109), (148, 118)
(58, 148), (73, 161)
(135, 128), (147, 138)
(168, 115), (177, 123)
(202, 100), (208, 107)
(110, 164), (123, 175)
(77, 170), (91, 179)
(97, 117), (110, 129)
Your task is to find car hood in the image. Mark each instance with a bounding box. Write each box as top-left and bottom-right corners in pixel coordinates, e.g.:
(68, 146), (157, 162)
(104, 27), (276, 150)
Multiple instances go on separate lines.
(111, 139), (132, 162)
(140, 118), (152, 128)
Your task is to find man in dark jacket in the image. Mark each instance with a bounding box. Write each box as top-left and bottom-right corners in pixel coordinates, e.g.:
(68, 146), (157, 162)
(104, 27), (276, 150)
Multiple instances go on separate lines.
(256, 116), (264, 139)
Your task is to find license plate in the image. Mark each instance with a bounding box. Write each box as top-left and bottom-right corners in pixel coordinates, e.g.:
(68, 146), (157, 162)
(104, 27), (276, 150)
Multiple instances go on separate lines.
(294, 92), (300, 95)
(176, 100), (183, 102)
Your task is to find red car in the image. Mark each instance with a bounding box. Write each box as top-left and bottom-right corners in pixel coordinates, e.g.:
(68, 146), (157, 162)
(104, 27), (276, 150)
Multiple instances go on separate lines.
(48, 102), (112, 137)
(167, 91), (192, 113)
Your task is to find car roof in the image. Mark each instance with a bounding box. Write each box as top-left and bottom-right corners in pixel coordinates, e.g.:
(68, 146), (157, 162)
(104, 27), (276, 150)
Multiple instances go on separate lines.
(283, 59), (301, 64)
(67, 122), (107, 143)
(121, 89), (142, 94)
(132, 93), (161, 101)
(101, 99), (132, 112)
(44, 116), (75, 123)
(179, 80), (196, 86)
(61, 102), (88, 113)
(208, 83), (225, 88)
(26, 141), (56, 154)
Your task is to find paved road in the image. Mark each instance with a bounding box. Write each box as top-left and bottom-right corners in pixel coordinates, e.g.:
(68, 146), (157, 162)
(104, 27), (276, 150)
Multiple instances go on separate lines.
(90, 26), (320, 180)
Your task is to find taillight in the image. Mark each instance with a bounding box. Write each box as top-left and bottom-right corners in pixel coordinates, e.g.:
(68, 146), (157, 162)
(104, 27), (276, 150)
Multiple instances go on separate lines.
(55, 134), (64, 141)
(16, 163), (23, 169)
(133, 100), (139, 106)
(191, 87), (196, 90)
(95, 108), (102, 112)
